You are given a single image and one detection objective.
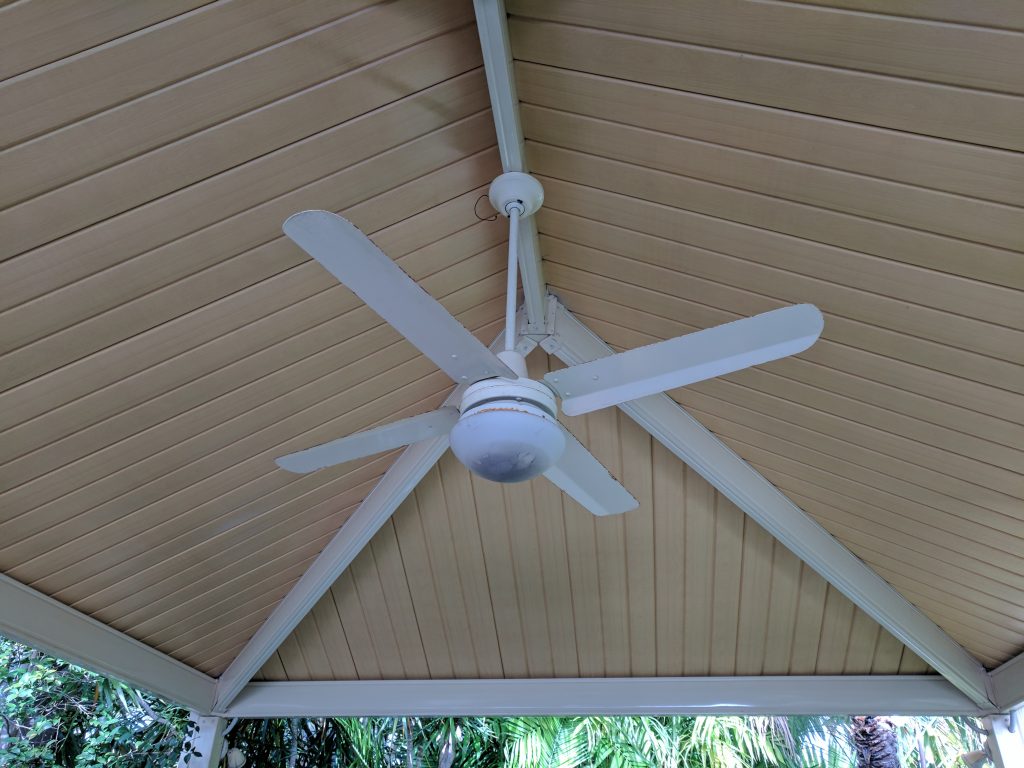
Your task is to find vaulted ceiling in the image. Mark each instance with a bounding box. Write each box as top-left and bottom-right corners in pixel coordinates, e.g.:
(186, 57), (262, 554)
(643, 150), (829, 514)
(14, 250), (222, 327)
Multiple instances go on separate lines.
(1, 0), (1021, 704)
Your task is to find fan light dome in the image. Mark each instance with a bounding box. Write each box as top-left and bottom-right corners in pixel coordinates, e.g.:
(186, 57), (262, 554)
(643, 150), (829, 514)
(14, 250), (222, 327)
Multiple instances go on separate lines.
(449, 376), (565, 483)
(450, 401), (565, 482)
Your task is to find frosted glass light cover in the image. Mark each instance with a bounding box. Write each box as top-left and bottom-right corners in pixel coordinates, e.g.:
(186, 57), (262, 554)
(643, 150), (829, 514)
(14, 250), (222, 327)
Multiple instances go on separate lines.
(449, 404), (565, 483)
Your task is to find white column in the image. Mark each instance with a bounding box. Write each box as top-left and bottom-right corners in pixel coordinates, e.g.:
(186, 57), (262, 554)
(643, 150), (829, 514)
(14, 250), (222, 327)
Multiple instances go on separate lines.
(178, 712), (226, 768)
(986, 711), (1024, 768)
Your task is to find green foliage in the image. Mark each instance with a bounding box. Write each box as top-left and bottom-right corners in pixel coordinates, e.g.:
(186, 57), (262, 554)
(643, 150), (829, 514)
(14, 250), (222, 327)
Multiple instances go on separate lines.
(0, 637), (192, 767)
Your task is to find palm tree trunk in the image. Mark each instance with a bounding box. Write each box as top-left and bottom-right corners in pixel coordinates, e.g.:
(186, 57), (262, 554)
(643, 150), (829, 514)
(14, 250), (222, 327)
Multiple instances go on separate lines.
(852, 716), (900, 768)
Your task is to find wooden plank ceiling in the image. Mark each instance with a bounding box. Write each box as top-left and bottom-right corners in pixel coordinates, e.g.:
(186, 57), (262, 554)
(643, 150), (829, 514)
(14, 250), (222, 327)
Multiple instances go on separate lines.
(0, 0), (509, 675)
(2, 0), (1021, 685)
(257, 351), (927, 681)
(508, 0), (1024, 668)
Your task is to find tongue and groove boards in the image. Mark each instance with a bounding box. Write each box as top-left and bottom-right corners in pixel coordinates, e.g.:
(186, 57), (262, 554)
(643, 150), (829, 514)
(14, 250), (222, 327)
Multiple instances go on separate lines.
(0, 0), (509, 674)
(509, 0), (1024, 667)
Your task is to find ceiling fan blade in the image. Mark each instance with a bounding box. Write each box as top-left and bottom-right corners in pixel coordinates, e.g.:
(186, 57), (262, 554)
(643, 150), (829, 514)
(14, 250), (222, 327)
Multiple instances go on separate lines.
(547, 304), (823, 416)
(543, 424), (639, 516)
(276, 407), (459, 474)
(283, 211), (515, 384)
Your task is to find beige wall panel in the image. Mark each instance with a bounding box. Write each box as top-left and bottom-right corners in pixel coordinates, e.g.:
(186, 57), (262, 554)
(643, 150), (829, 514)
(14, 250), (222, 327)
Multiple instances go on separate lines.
(392, 491), (457, 679)
(2, 18), (481, 210)
(470, 469), (531, 676)
(523, 107), (1023, 252)
(502, 479), (557, 677)
(348, 546), (407, 679)
(437, 455), (506, 677)
(544, 253), (1021, 418)
(516, 64), (1024, 206)
(0, 0), (212, 80)
(782, 0), (1024, 31)
(0, 0), (383, 147)
(62, 470), (385, 615)
(0, 125), (499, 436)
(0, 0), (505, 676)
(567, 313), (1023, 538)
(536, 304), (1022, 664)
(535, 183), (1021, 331)
(2, 64), (489, 264)
(1, 82), (492, 354)
(510, 19), (1024, 150)
(622, 416), (657, 676)
(529, 145), (1023, 291)
(6, 0), (1019, 685)
(552, 285), (1022, 458)
(274, 369), (925, 678)
(652, 440), (686, 675)
(588, 407), (631, 676)
(369, 521), (432, 679)
(761, 546), (803, 675)
(415, 466), (481, 677)
(509, 0), (1024, 92)
(0, 164), (501, 468)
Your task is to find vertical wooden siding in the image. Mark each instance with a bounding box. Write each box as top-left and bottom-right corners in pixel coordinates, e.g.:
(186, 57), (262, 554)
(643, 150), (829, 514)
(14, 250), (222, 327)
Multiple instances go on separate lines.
(508, 0), (1024, 667)
(257, 353), (928, 680)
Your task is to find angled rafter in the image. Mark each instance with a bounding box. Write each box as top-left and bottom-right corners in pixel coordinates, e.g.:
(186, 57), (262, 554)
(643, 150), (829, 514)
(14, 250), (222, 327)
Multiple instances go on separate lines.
(0, 573), (215, 712)
(991, 652), (1024, 711)
(213, 330), (538, 712)
(541, 300), (994, 709)
(220, 676), (990, 718)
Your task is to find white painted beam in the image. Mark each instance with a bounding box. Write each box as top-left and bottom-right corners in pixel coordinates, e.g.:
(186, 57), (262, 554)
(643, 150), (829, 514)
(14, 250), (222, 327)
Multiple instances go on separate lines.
(541, 300), (994, 709)
(986, 712), (1024, 768)
(473, 0), (547, 332)
(213, 330), (537, 712)
(0, 573), (215, 712)
(220, 676), (989, 718)
(991, 652), (1024, 711)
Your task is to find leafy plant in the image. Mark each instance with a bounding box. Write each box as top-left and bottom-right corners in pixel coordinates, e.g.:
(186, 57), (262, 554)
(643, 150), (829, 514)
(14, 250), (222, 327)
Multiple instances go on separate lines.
(0, 637), (192, 766)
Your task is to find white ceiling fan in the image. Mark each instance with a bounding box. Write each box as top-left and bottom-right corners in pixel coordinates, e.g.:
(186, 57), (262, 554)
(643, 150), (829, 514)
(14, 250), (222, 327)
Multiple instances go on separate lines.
(275, 173), (824, 516)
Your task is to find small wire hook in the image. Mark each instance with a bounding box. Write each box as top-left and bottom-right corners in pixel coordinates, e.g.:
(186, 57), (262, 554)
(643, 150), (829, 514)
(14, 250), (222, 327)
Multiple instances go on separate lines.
(473, 193), (498, 222)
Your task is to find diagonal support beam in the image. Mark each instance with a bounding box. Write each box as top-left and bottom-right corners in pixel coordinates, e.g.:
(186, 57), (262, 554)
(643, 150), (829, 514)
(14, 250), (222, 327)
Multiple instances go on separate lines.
(474, 0), (547, 332)
(991, 651), (1024, 711)
(213, 330), (537, 712)
(541, 299), (994, 709)
(0, 573), (216, 712)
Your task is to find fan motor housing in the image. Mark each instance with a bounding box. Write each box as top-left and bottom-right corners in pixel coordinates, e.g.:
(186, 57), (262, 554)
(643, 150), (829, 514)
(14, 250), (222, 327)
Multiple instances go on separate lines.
(450, 377), (564, 483)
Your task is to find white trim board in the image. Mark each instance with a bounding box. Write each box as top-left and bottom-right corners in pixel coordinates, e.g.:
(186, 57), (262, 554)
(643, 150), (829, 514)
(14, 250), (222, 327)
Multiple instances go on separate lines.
(0, 573), (215, 712)
(541, 300), (994, 709)
(991, 652), (1024, 711)
(220, 676), (991, 718)
(213, 330), (538, 712)
(473, 0), (547, 332)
